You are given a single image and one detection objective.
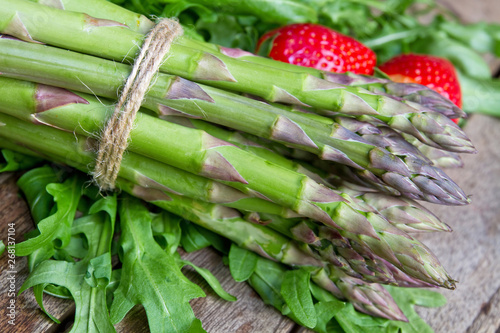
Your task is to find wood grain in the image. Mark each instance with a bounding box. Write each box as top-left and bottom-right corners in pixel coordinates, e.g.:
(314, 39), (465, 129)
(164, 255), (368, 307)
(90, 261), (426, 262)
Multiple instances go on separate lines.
(466, 285), (500, 333)
(437, 0), (500, 23)
(415, 114), (500, 333)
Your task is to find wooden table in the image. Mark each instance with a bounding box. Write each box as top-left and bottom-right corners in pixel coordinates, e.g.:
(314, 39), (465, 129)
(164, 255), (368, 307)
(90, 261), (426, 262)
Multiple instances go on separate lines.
(1, 1), (500, 332)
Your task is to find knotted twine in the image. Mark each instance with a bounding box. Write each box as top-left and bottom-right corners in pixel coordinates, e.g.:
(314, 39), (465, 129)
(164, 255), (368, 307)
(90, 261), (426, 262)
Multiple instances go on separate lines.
(93, 19), (183, 191)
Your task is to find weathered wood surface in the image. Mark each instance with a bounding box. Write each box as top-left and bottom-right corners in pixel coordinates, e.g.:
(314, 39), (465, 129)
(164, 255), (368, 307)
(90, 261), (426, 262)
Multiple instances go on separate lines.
(415, 115), (500, 333)
(1, 1), (500, 332)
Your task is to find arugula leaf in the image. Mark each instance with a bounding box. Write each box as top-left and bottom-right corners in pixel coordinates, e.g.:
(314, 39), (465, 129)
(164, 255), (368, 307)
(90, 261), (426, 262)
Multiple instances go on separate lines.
(194, 14), (259, 51)
(315, 285), (446, 333)
(180, 221), (212, 252)
(228, 244), (258, 282)
(110, 196), (206, 333)
(19, 195), (117, 332)
(151, 211), (183, 255)
(85, 253), (112, 288)
(177, 257), (237, 302)
(16, 174), (83, 257)
(281, 269), (317, 328)
(440, 21), (500, 56)
(21, 259), (115, 333)
(115, 0), (317, 24)
(0, 149), (42, 172)
(459, 73), (500, 116)
(0, 240), (5, 256)
(17, 165), (60, 225)
(313, 301), (345, 333)
(189, 223), (230, 254)
(244, 254), (447, 333)
(248, 258), (287, 311)
(384, 286), (446, 333)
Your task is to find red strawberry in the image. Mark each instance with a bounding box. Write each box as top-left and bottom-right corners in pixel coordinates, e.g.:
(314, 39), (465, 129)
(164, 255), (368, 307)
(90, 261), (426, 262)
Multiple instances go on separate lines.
(256, 23), (376, 75)
(379, 54), (462, 123)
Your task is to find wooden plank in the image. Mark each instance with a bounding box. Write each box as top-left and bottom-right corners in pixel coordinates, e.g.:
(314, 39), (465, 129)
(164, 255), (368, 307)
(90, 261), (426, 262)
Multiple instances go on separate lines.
(415, 114), (500, 332)
(466, 285), (500, 333)
(2, 1), (500, 332)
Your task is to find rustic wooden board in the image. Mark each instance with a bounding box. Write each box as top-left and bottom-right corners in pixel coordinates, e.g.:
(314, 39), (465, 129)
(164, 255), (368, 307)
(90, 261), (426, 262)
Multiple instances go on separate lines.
(415, 114), (500, 333)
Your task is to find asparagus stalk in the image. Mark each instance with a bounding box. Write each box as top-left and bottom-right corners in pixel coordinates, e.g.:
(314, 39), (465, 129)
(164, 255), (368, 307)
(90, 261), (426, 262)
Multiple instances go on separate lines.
(0, 133), (410, 321)
(31, 0), (154, 33)
(311, 266), (407, 321)
(0, 75), (453, 232)
(260, 214), (396, 285)
(335, 182), (451, 233)
(0, 133), (434, 290)
(0, 91), (300, 218)
(259, 101), (467, 197)
(142, 117), (452, 283)
(186, 116), (453, 233)
(402, 133), (464, 168)
(0, 37), (386, 170)
(0, 37), (470, 206)
(0, 110), (456, 289)
(0, 0), (475, 154)
(263, 212), (446, 288)
(325, 111), (464, 169)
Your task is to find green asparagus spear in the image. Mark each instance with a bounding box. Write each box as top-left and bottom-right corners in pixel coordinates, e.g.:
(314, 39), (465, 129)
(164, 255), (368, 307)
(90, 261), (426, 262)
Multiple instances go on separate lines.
(0, 88), (386, 240)
(163, 115), (452, 234)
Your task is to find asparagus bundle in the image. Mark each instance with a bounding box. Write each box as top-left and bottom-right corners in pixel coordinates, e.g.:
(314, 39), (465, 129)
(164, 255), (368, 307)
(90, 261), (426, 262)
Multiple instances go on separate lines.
(0, 77), (455, 288)
(0, 35), (469, 205)
(20, 0), (474, 166)
(0, 0), (476, 330)
(3, 0), (475, 154)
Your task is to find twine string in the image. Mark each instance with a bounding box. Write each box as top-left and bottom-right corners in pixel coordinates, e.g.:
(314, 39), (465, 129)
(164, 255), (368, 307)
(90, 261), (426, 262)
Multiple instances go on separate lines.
(93, 19), (183, 191)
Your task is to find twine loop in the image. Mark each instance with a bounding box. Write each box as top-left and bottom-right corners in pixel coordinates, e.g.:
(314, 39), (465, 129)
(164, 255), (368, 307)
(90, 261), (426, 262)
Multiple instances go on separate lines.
(93, 19), (183, 191)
